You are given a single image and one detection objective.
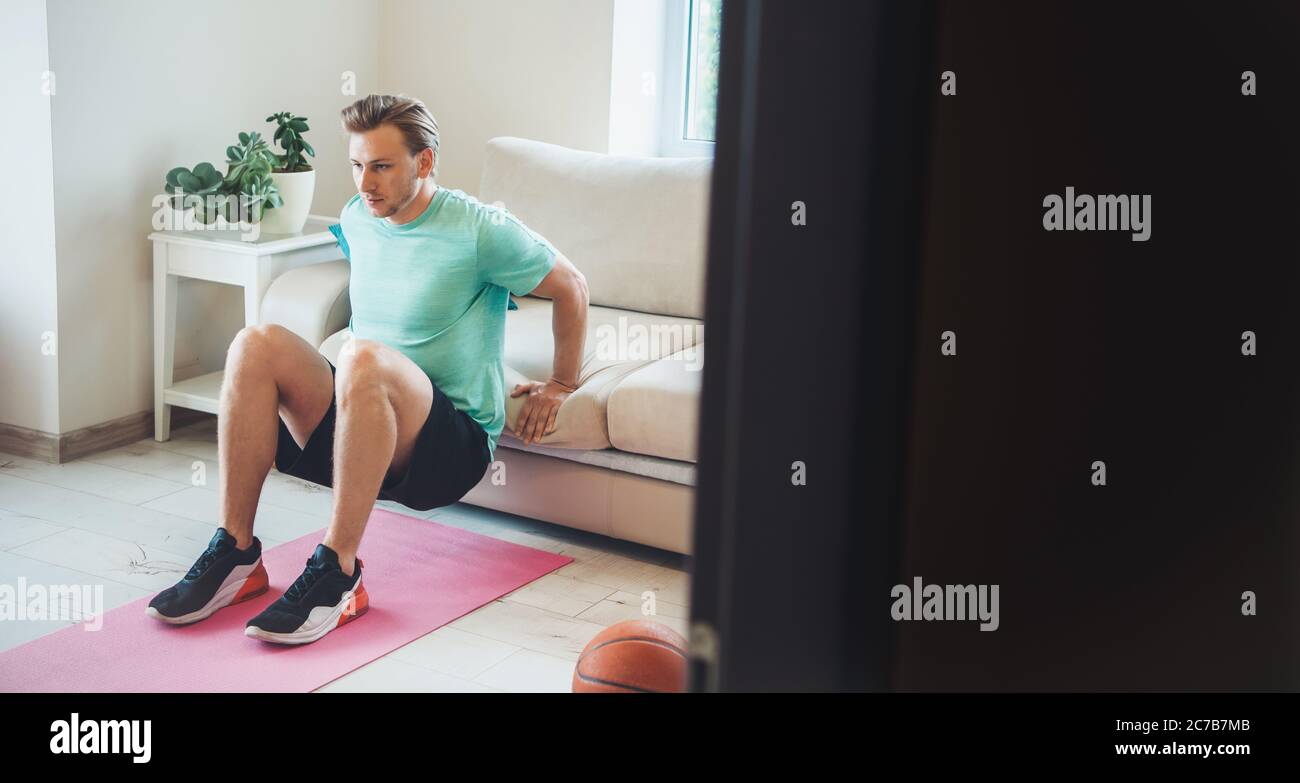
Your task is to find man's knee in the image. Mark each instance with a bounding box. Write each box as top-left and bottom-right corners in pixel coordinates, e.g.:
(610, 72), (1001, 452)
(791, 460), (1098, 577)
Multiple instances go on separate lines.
(230, 323), (296, 363)
(335, 338), (388, 402)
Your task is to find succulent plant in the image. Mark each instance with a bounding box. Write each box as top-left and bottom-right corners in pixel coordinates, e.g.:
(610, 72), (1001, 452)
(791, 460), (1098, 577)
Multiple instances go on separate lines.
(179, 130), (284, 225)
(163, 162), (223, 211)
(239, 170), (284, 222)
(224, 131), (276, 188)
(266, 111), (315, 172)
(162, 123), (295, 228)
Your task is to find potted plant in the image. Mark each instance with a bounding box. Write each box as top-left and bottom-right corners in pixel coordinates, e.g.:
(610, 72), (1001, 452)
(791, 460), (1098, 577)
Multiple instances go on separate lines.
(258, 111), (316, 234)
(163, 162), (223, 228)
(161, 131), (285, 233)
(216, 131), (283, 225)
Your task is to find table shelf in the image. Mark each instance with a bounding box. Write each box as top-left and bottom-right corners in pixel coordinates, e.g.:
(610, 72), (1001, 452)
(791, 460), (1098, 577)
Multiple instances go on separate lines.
(152, 213), (344, 440)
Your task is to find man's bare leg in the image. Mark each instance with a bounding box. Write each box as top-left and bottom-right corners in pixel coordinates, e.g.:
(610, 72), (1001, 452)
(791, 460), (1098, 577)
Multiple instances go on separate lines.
(218, 324), (334, 551)
(322, 338), (433, 576)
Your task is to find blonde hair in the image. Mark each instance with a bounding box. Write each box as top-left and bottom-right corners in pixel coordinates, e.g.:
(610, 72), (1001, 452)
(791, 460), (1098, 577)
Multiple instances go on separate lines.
(340, 94), (440, 177)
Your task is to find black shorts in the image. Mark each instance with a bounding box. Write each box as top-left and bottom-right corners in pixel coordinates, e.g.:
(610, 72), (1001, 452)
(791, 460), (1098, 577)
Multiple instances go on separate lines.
(274, 360), (492, 512)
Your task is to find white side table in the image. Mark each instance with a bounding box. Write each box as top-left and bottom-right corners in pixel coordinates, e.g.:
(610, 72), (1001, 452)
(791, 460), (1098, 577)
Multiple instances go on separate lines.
(149, 215), (344, 441)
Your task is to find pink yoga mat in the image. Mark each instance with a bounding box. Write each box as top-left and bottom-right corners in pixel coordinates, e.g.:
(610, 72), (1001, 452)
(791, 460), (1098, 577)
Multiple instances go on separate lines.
(0, 509), (573, 692)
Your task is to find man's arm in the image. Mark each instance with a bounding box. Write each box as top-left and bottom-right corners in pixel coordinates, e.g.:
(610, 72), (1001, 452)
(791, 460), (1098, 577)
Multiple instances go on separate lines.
(510, 252), (589, 444)
(529, 252), (589, 388)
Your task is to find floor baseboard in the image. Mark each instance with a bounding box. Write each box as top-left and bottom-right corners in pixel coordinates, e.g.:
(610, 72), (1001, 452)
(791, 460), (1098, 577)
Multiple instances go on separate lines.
(0, 408), (214, 464)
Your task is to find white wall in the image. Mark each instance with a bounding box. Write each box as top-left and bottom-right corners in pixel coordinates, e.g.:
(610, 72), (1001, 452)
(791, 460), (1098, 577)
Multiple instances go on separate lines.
(608, 0), (666, 156)
(378, 0), (615, 192)
(4, 0), (619, 437)
(44, 0), (381, 432)
(0, 0), (61, 433)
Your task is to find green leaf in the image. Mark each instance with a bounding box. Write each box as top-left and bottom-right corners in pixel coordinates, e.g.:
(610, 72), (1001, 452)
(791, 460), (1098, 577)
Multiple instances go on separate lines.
(239, 132), (249, 145)
(193, 162), (217, 179)
(265, 115), (275, 123)
(301, 140), (315, 157)
(176, 171), (202, 191)
(289, 119), (308, 132)
(165, 167), (188, 188)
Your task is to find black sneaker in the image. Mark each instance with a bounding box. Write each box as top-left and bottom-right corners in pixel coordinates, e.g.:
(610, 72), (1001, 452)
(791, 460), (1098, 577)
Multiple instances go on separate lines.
(146, 528), (269, 625)
(244, 544), (368, 645)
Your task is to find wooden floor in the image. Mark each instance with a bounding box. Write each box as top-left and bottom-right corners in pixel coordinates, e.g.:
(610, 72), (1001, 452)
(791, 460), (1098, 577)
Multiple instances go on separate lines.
(0, 416), (691, 692)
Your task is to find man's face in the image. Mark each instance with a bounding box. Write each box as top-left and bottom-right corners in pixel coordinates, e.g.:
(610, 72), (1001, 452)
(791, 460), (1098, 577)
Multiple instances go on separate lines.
(348, 124), (432, 219)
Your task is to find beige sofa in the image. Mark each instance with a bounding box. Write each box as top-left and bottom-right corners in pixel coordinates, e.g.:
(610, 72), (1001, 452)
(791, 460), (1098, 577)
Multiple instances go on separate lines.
(259, 137), (711, 554)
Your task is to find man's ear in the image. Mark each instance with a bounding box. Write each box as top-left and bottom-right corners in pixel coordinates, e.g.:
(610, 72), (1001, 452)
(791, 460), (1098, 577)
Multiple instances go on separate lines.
(418, 148), (435, 178)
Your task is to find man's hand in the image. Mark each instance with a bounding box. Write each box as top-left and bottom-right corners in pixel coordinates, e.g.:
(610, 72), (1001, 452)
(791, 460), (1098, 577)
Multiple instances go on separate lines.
(510, 380), (573, 445)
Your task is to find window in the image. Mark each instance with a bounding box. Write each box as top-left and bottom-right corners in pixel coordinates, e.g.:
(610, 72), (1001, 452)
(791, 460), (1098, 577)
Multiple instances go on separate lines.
(661, 0), (722, 156)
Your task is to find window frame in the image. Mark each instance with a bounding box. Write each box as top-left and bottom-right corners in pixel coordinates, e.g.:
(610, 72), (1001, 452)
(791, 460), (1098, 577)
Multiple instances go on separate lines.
(659, 0), (716, 157)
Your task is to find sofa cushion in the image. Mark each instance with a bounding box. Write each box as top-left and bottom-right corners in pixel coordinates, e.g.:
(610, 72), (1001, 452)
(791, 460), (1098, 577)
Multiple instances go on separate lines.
(501, 297), (703, 450)
(318, 327), (350, 365)
(262, 260), (352, 350)
(479, 137), (712, 320)
(607, 344), (705, 463)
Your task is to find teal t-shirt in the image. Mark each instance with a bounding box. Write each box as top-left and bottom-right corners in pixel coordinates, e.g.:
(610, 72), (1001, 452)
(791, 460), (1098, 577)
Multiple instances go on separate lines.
(336, 187), (557, 457)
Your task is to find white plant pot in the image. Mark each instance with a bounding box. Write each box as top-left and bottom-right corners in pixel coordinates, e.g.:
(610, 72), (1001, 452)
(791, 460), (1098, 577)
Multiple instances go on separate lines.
(260, 168), (316, 234)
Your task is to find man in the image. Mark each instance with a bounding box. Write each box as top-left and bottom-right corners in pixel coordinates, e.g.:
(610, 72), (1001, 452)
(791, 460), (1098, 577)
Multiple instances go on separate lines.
(146, 94), (589, 645)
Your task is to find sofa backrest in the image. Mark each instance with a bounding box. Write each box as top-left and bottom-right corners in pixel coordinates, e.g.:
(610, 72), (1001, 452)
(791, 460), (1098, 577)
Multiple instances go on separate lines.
(479, 137), (712, 320)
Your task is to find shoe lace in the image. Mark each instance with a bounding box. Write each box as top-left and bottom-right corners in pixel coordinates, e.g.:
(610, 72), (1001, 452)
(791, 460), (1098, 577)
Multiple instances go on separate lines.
(185, 545), (224, 580)
(285, 559), (329, 603)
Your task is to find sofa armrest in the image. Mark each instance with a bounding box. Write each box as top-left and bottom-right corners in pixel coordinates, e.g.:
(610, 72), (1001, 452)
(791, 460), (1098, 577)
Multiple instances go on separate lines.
(259, 260), (351, 349)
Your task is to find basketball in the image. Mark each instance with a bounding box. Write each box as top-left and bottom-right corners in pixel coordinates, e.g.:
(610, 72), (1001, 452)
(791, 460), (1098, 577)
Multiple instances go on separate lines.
(571, 620), (689, 693)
